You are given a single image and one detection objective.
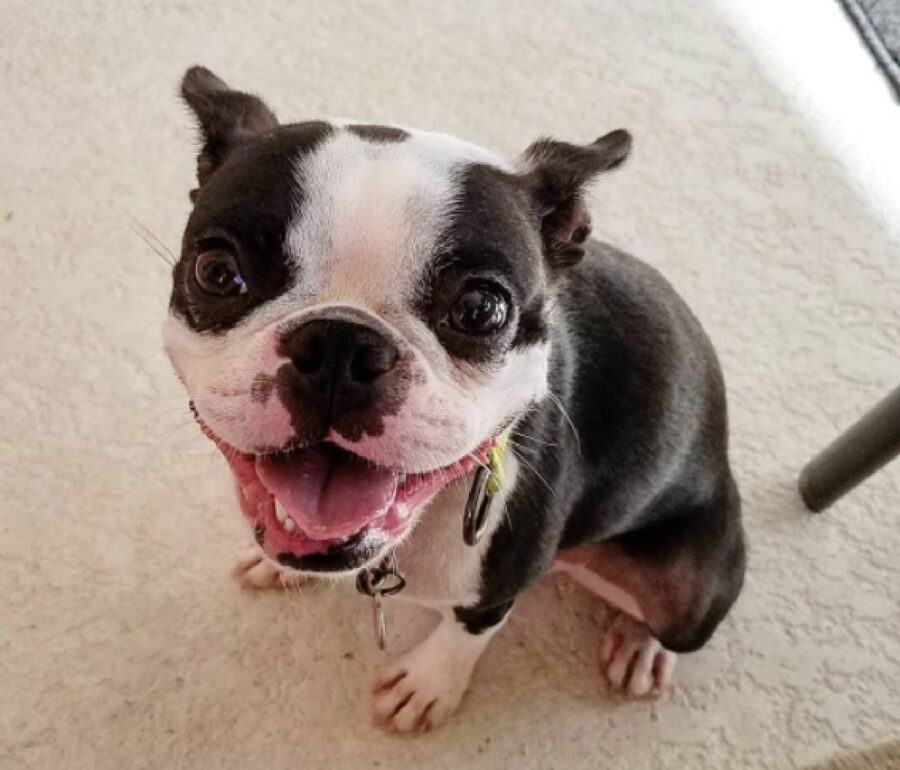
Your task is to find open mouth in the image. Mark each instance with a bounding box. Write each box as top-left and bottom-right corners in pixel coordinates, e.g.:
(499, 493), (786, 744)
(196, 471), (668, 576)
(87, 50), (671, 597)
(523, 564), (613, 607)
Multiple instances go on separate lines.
(199, 420), (497, 573)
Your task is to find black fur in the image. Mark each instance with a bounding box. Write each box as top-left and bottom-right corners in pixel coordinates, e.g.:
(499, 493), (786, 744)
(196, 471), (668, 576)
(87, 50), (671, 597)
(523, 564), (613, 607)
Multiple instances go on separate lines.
(417, 163), (550, 360)
(181, 66), (279, 189)
(454, 601), (515, 634)
(522, 130), (632, 268)
(346, 124), (409, 143)
(170, 122), (333, 332)
(454, 241), (745, 653)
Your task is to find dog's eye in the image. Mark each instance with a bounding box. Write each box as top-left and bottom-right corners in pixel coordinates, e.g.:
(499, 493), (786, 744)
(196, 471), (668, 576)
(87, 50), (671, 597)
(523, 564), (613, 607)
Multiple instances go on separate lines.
(449, 284), (508, 335)
(194, 248), (247, 296)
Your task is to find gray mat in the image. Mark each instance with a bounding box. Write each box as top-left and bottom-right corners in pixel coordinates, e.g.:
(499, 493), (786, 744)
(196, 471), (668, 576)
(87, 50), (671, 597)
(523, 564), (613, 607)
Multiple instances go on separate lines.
(839, 0), (900, 97)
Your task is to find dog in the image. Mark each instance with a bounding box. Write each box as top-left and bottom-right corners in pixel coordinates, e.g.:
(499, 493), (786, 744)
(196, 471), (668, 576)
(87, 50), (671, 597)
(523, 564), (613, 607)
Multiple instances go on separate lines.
(164, 66), (746, 733)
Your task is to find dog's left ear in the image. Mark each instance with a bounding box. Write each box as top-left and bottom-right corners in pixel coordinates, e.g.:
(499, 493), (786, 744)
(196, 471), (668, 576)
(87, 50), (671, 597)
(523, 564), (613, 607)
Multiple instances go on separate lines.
(180, 66), (279, 196)
(520, 129), (632, 269)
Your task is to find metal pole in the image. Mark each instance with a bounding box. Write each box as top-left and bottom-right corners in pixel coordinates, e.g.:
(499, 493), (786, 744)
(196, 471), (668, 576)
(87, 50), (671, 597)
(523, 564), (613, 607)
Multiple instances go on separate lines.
(799, 385), (900, 512)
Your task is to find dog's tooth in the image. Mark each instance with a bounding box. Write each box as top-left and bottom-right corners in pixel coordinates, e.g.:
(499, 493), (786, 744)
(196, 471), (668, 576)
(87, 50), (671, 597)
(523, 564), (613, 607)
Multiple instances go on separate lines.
(275, 501), (287, 523)
(398, 472), (407, 485)
(283, 517), (296, 532)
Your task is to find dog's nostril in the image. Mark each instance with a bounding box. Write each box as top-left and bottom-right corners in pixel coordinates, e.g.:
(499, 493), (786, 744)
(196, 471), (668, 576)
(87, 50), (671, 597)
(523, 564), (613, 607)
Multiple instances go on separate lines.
(280, 318), (400, 408)
(292, 336), (325, 375)
(351, 343), (399, 384)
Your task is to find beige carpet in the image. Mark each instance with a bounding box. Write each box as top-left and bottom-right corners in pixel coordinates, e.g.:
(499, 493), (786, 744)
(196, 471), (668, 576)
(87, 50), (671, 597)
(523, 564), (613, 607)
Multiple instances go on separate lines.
(802, 741), (900, 770)
(2, 1), (899, 768)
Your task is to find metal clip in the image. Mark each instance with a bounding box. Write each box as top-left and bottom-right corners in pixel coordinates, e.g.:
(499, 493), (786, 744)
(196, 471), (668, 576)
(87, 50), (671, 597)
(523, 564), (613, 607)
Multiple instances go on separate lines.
(356, 553), (406, 650)
(464, 464), (494, 546)
(371, 592), (386, 650)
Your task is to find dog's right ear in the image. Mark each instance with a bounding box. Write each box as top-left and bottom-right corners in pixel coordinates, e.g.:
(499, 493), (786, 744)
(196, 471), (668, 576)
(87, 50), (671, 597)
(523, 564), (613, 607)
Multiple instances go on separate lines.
(180, 66), (278, 195)
(519, 129), (632, 270)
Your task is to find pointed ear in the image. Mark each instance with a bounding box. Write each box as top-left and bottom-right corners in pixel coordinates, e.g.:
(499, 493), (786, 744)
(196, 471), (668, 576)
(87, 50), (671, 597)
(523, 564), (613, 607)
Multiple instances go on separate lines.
(180, 66), (279, 192)
(520, 129), (632, 269)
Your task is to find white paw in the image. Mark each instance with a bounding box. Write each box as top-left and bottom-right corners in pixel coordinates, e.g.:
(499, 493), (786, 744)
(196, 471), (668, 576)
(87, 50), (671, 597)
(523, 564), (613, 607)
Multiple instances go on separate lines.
(599, 612), (677, 697)
(372, 620), (489, 733)
(232, 545), (300, 591)
(373, 654), (471, 734)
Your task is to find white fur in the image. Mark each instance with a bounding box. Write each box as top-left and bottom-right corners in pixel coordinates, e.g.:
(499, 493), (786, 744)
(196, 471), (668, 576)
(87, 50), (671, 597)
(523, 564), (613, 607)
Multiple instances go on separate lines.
(373, 610), (505, 732)
(163, 314), (296, 452)
(287, 132), (454, 305)
(599, 613), (677, 697)
(286, 127), (505, 307)
(394, 447), (520, 608)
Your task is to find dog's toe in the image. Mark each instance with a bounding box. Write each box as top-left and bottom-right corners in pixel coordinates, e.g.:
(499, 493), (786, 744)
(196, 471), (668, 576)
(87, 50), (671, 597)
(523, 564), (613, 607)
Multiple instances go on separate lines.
(232, 545), (299, 591)
(372, 668), (413, 724)
(600, 612), (677, 697)
(373, 641), (474, 734)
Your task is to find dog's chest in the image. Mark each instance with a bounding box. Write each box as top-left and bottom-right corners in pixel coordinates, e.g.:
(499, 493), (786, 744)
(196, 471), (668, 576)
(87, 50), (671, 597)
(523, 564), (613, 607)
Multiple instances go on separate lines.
(393, 456), (518, 609)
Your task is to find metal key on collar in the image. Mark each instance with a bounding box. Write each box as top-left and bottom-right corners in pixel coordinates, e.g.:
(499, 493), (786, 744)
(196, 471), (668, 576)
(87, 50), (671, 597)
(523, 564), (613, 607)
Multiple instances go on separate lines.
(356, 553), (406, 650)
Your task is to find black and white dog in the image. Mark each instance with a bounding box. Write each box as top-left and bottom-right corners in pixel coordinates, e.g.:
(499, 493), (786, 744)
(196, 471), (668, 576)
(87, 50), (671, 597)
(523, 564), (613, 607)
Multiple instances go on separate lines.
(164, 67), (745, 733)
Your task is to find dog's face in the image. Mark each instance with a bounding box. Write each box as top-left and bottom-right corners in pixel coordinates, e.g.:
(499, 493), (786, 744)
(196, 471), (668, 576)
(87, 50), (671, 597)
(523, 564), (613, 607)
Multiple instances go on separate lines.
(164, 67), (630, 574)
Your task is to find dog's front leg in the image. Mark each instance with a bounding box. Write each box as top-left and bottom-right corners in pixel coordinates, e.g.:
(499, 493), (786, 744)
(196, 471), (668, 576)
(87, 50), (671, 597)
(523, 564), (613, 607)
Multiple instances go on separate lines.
(372, 602), (512, 733)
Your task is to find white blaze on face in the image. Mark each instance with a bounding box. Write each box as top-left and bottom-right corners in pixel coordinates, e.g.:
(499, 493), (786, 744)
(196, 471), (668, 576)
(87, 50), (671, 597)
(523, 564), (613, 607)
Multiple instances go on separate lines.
(286, 129), (506, 308)
(165, 124), (550, 468)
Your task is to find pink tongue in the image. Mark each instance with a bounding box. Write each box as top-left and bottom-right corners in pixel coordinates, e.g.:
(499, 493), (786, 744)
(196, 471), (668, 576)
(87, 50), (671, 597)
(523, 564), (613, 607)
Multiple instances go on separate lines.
(255, 445), (398, 540)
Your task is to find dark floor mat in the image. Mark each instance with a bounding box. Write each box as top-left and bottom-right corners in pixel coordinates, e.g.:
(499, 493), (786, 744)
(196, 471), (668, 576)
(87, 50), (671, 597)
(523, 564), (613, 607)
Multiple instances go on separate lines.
(839, 0), (900, 97)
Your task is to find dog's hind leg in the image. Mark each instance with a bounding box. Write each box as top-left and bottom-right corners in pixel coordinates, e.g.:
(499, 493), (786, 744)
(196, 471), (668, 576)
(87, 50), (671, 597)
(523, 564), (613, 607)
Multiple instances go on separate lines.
(554, 494), (745, 696)
(552, 555), (678, 696)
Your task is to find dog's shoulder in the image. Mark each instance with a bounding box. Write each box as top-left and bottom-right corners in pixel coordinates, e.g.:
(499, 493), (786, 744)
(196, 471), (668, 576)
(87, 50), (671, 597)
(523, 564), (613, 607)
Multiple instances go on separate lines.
(554, 238), (734, 528)
(563, 241), (708, 348)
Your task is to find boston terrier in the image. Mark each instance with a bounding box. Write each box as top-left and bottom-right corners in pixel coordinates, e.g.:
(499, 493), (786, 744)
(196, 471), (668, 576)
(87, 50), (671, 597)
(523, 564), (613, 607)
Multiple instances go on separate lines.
(164, 66), (746, 733)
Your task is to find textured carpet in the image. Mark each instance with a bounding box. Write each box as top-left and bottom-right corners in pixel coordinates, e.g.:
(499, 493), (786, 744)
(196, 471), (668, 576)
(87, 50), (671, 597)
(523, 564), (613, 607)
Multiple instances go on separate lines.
(802, 741), (900, 770)
(807, 743), (900, 770)
(2, 1), (899, 769)
(840, 0), (900, 97)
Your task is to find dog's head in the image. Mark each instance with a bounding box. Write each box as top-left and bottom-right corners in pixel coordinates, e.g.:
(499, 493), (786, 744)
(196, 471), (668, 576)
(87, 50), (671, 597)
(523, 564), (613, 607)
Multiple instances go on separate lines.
(164, 66), (631, 574)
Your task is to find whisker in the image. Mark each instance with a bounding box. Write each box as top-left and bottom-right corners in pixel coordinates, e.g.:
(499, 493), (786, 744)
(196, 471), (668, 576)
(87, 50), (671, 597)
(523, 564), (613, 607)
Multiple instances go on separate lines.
(510, 445), (555, 497)
(546, 390), (581, 457)
(126, 222), (175, 267)
(121, 208), (178, 259)
(510, 430), (557, 448)
(120, 208), (176, 267)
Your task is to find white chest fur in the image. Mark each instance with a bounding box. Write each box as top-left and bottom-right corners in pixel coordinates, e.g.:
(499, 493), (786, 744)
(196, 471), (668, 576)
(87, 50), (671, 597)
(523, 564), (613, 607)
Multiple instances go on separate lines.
(392, 452), (519, 610)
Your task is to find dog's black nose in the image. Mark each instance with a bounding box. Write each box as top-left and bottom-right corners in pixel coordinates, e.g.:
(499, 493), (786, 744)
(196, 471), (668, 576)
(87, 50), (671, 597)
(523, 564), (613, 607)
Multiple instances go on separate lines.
(280, 319), (400, 413)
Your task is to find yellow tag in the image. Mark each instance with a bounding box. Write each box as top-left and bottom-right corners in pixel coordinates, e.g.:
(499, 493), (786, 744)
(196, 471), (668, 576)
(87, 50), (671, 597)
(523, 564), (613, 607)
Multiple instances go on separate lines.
(485, 432), (509, 496)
